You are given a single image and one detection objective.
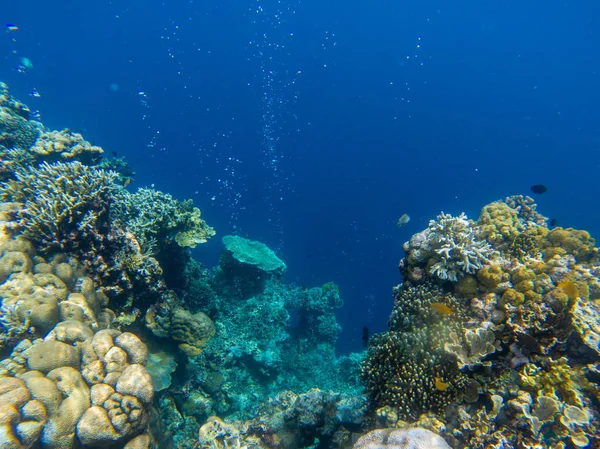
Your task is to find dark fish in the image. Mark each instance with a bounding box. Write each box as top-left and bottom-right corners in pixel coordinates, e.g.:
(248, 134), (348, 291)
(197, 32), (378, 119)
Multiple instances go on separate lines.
(362, 325), (370, 348)
(111, 151), (118, 157)
(530, 184), (547, 194)
(549, 218), (557, 228)
(516, 331), (543, 354)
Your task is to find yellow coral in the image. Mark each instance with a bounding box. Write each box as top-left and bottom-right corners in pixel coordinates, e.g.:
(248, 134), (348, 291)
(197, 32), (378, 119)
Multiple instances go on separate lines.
(476, 264), (504, 290)
(478, 202), (523, 248)
(543, 227), (597, 263)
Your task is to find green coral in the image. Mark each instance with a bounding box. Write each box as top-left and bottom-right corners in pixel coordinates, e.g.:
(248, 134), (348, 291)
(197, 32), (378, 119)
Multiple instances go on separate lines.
(221, 235), (286, 273)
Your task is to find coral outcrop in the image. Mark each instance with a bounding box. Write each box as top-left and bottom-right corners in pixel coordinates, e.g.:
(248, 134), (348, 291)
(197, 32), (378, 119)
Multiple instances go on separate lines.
(363, 197), (600, 448)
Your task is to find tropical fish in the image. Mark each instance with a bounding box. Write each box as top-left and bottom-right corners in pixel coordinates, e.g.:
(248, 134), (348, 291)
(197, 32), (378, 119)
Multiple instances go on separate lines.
(549, 218), (558, 228)
(431, 302), (453, 315)
(123, 178), (132, 187)
(530, 184), (547, 194)
(396, 213), (410, 228)
(558, 280), (578, 301)
(6, 24), (18, 32)
(435, 377), (449, 391)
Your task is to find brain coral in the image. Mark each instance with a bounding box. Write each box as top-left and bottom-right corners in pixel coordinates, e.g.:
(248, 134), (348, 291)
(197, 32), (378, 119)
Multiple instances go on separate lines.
(0, 321), (154, 449)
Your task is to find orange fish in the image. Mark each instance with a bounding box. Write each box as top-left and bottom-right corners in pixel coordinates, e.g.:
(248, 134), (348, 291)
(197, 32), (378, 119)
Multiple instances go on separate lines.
(431, 302), (453, 315)
(435, 377), (449, 391)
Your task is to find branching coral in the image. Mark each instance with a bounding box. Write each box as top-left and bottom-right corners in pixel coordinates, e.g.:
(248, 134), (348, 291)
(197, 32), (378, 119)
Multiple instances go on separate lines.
(427, 213), (492, 282)
(0, 161), (118, 251)
(112, 188), (215, 253)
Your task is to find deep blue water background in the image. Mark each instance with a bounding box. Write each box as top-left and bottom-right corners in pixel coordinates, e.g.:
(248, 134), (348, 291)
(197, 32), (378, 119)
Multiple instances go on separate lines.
(2, 0), (599, 354)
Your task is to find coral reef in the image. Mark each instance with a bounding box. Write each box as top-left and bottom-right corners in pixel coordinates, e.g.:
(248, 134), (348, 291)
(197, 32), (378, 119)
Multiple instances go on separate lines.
(364, 198), (600, 449)
(1, 84), (372, 449)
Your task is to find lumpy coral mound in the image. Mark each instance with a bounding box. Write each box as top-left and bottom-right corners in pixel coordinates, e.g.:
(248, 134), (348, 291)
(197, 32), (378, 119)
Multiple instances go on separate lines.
(364, 196), (600, 449)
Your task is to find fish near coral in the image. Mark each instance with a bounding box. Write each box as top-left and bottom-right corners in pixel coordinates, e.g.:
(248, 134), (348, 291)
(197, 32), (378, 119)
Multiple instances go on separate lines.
(558, 279), (578, 301)
(530, 184), (547, 194)
(431, 302), (453, 315)
(397, 213), (410, 228)
(435, 377), (450, 391)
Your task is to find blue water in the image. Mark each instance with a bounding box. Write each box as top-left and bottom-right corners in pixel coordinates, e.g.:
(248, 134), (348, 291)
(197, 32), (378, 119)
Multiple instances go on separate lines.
(2, 0), (599, 353)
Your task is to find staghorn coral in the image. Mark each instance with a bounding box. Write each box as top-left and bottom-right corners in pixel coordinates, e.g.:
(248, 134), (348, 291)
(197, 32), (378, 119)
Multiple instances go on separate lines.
(0, 161), (118, 251)
(402, 213), (491, 283)
(427, 213), (491, 282)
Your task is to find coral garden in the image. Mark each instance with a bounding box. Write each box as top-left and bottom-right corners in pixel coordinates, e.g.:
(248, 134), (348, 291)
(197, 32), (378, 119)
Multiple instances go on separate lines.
(1, 81), (600, 449)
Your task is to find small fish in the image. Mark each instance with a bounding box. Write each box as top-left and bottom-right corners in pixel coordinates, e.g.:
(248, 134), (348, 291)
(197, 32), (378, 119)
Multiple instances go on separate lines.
(431, 302), (453, 315)
(20, 57), (33, 69)
(530, 184), (547, 194)
(549, 218), (557, 228)
(362, 325), (370, 348)
(396, 213), (410, 228)
(123, 178), (131, 187)
(29, 88), (40, 98)
(6, 24), (18, 32)
(435, 377), (450, 391)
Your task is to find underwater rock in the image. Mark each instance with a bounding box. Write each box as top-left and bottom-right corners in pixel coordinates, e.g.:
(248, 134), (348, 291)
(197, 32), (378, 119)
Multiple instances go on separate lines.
(352, 428), (451, 449)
